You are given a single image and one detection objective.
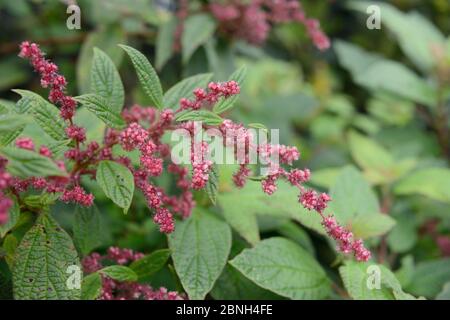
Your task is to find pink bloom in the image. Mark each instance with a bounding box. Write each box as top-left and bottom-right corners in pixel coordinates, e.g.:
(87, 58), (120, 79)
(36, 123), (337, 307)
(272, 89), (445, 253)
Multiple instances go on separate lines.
(119, 123), (149, 151)
(60, 186), (94, 207)
(15, 137), (35, 151)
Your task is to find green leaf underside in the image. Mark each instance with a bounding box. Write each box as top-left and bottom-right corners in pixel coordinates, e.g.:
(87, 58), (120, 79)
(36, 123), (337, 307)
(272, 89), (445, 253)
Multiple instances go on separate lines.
(100, 265), (138, 282)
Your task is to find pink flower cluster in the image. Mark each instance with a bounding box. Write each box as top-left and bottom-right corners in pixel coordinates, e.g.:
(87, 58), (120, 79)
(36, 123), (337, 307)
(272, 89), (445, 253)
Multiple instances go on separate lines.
(82, 247), (185, 300)
(208, 0), (330, 50)
(19, 41), (77, 120)
(14, 42), (369, 262)
(178, 81), (240, 112)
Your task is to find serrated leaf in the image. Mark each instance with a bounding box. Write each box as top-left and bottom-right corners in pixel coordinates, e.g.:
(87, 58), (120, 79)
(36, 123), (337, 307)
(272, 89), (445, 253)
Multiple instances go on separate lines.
(73, 205), (104, 256)
(176, 110), (223, 126)
(12, 90), (67, 141)
(163, 73), (213, 109)
(182, 14), (217, 64)
(74, 94), (125, 129)
(0, 146), (66, 178)
(119, 44), (163, 108)
(168, 210), (231, 300)
(90, 47), (125, 113)
(12, 214), (81, 299)
(100, 265), (137, 282)
(230, 237), (331, 299)
(129, 249), (171, 280)
(0, 113), (29, 133)
(96, 160), (134, 213)
(213, 65), (247, 114)
(47, 139), (71, 158)
(81, 272), (102, 300)
(205, 165), (219, 204)
(156, 17), (177, 70)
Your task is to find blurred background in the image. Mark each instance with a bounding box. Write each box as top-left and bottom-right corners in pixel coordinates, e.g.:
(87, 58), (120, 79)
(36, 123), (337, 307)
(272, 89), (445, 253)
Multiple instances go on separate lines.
(1, 0), (450, 299)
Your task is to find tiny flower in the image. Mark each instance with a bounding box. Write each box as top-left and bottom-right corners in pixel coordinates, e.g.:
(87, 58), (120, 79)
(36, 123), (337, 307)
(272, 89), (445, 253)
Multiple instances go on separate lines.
(15, 137), (35, 151)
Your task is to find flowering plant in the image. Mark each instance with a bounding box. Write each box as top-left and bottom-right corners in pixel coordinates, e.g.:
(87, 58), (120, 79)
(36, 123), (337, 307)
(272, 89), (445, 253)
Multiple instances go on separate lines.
(1, 0), (448, 302)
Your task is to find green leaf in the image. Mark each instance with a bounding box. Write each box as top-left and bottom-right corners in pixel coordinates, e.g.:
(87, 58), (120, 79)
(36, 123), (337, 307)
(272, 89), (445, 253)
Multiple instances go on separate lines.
(129, 249), (171, 280)
(436, 282), (450, 300)
(211, 264), (283, 300)
(276, 222), (315, 256)
(96, 160), (135, 214)
(47, 139), (71, 159)
(163, 73), (213, 109)
(0, 146), (66, 178)
(168, 210), (231, 300)
(90, 47), (125, 113)
(156, 17), (177, 70)
(182, 14), (217, 64)
(394, 168), (450, 203)
(73, 205), (104, 256)
(100, 265), (138, 282)
(248, 123), (268, 132)
(119, 44), (163, 109)
(74, 94), (125, 130)
(230, 237), (331, 299)
(349, 1), (445, 72)
(339, 261), (416, 300)
(12, 90), (67, 141)
(12, 214), (81, 299)
(77, 28), (125, 94)
(334, 40), (437, 108)
(0, 113), (29, 134)
(175, 110), (223, 126)
(405, 258), (450, 298)
(205, 165), (219, 205)
(81, 272), (102, 300)
(213, 65), (247, 114)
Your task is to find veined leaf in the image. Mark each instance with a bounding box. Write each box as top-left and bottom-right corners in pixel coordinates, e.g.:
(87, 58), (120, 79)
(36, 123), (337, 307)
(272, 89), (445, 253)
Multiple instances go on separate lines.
(13, 90), (67, 141)
(129, 249), (171, 280)
(100, 265), (137, 282)
(169, 210), (231, 300)
(175, 110), (223, 126)
(73, 205), (105, 256)
(230, 237), (331, 299)
(13, 214), (81, 300)
(81, 272), (102, 300)
(75, 94), (126, 129)
(91, 47), (125, 113)
(0, 146), (66, 178)
(96, 160), (135, 213)
(119, 44), (163, 109)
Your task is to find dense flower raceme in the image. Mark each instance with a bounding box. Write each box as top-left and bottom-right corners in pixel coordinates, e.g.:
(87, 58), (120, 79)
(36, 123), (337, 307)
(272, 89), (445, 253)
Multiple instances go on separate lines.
(193, 0), (330, 50)
(82, 247), (185, 300)
(1, 42), (369, 261)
